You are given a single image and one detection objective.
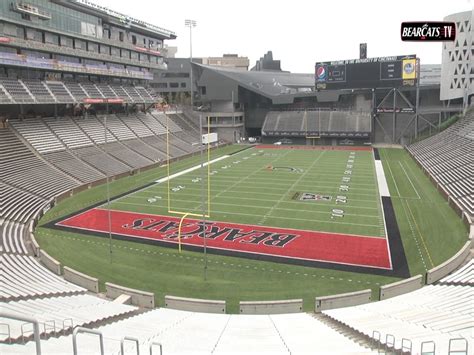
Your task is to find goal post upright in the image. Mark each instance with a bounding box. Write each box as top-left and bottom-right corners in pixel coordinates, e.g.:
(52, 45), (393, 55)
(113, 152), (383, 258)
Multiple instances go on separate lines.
(165, 113), (212, 261)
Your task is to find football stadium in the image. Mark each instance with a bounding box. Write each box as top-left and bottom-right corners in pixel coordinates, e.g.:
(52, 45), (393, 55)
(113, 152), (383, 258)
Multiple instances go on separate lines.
(0, 1), (473, 354)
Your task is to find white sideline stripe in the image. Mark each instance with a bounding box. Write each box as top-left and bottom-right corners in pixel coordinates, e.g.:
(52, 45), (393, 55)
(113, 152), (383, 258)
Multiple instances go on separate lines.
(375, 160), (390, 197)
(155, 155), (230, 183)
(399, 161), (421, 200)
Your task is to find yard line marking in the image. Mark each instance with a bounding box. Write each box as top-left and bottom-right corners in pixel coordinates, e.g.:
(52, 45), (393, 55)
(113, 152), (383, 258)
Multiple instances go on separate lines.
(145, 185), (380, 199)
(126, 194), (381, 211)
(399, 161), (421, 200)
(191, 150), (294, 213)
(260, 150), (329, 224)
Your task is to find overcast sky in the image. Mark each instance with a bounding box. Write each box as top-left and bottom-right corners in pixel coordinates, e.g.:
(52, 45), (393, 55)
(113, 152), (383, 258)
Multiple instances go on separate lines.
(94, 0), (473, 73)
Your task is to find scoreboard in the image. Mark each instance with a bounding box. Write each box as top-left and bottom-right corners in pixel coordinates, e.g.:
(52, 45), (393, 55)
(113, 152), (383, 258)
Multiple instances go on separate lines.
(315, 55), (417, 90)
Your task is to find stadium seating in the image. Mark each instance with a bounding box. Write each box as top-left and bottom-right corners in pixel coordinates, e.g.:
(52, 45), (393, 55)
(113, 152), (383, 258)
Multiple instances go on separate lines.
(408, 111), (474, 217)
(0, 220), (28, 255)
(170, 112), (201, 134)
(0, 309), (377, 354)
(0, 294), (136, 343)
(121, 138), (167, 161)
(21, 80), (55, 103)
(0, 78), (159, 104)
(45, 81), (75, 103)
(117, 113), (155, 137)
(100, 142), (153, 168)
(73, 146), (132, 176)
(42, 150), (105, 183)
(43, 117), (95, 149)
(324, 282), (473, 353)
(75, 116), (117, 144)
(0, 129), (78, 198)
(63, 81), (88, 101)
(0, 78), (34, 104)
(439, 259), (473, 286)
(1, 182), (48, 224)
(1, 254), (85, 301)
(261, 110), (372, 135)
(123, 86), (143, 102)
(79, 82), (104, 98)
(136, 112), (167, 135)
(151, 111), (181, 133)
(10, 118), (65, 154)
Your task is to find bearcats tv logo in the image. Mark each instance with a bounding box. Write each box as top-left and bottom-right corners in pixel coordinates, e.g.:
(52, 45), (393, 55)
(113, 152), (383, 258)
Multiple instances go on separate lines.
(401, 22), (456, 41)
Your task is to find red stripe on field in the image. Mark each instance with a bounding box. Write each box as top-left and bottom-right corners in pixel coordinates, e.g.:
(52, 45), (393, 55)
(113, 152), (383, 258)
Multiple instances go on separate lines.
(255, 145), (373, 151)
(57, 208), (391, 269)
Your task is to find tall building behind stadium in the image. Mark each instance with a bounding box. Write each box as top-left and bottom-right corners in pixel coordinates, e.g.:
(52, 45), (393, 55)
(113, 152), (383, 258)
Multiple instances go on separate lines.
(0, 2), (473, 354)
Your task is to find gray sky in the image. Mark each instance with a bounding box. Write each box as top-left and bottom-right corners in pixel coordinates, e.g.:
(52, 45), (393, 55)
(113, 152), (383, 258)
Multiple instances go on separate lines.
(94, 0), (473, 73)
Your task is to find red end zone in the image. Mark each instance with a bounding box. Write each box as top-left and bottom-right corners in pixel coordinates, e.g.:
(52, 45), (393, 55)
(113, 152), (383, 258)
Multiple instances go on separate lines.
(57, 208), (391, 270)
(255, 145), (373, 151)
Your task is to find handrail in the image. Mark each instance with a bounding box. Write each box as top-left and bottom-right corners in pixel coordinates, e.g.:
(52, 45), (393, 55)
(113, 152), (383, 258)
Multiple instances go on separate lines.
(421, 340), (435, 355)
(63, 318), (74, 334)
(149, 341), (163, 355)
(120, 336), (140, 355)
(0, 311), (41, 354)
(0, 323), (11, 344)
(448, 337), (468, 355)
(43, 320), (56, 338)
(401, 338), (412, 353)
(385, 334), (395, 350)
(371, 330), (380, 345)
(72, 327), (104, 355)
(21, 322), (37, 343)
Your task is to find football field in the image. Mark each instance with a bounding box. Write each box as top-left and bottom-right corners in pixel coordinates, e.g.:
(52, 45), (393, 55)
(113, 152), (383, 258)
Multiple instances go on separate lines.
(38, 144), (469, 312)
(109, 145), (386, 237)
(56, 145), (394, 271)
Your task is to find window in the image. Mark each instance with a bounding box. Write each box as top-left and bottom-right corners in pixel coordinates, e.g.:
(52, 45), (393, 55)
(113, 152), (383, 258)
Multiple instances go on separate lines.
(132, 35), (137, 45)
(170, 83), (179, 88)
(155, 83), (167, 88)
(200, 86), (206, 95)
(119, 32), (124, 42)
(180, 83), (186, 88)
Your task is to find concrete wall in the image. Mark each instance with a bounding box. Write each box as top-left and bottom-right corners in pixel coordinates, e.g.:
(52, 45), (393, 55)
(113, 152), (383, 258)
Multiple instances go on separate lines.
(105, 282), (154, 308)
(239, 299), (303, 314)
(426, 241), (472, 284)
(315, 289), (372, 312)
(379, 275), (424, 300)
(29, 233), (40, 257)
(63, 266), (99, 293)
(39, 250), (61, 275)
(165, 295), (226, 314)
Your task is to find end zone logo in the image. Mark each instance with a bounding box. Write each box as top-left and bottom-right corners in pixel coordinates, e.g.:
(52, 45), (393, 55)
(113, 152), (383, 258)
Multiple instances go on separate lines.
(401, 22), (456, 41)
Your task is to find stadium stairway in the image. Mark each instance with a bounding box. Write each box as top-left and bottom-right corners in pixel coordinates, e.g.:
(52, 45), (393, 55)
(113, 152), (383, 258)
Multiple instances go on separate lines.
(312, 313), (385, 353)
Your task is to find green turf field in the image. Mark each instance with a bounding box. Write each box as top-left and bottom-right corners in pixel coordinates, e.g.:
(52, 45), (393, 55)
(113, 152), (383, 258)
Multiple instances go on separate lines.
(107, 146), (386, 238)
(37, 145), (469, 313)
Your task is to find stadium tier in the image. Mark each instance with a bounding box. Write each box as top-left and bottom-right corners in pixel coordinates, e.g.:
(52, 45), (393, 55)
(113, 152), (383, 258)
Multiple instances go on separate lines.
(261, 110), (372, 138)
(0, 78), (158, 104)
(407, 111), (474, 218)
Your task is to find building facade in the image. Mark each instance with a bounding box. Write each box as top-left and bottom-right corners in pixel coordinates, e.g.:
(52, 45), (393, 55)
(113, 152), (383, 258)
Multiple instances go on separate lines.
(440, 10), (473, 105)
(0, 0), (175, 88)
(153, 54), (248, 103)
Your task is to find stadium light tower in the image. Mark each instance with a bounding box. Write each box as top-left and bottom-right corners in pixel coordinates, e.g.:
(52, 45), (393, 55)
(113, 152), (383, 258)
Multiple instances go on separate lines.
(185, 19), (197, 108)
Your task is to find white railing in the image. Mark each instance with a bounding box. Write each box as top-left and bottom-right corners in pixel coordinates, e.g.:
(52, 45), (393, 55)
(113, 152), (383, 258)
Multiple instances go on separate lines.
(0, 311), (41, 354)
